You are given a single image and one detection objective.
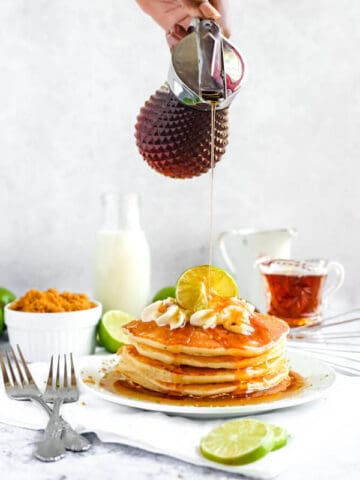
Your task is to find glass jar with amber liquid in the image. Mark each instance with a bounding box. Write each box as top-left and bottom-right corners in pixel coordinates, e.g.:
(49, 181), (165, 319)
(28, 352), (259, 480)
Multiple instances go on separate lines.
(258, 259), (345, 327)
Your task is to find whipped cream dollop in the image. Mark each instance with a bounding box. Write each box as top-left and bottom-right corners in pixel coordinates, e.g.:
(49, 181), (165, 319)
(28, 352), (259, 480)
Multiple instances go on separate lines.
(217, 298), (255, 334)
(190, 309), (218, 329)
(141, 296), (255, 334)
(141, 298), (187, 330)
(189, 297), (255, 334)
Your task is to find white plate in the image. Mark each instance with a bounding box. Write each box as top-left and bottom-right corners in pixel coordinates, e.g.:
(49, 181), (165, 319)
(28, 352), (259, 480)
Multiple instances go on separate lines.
(79, 350), (335, 418)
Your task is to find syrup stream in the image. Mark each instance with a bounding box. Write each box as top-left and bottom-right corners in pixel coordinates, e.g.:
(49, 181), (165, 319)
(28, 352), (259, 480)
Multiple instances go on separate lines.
(207, 102), (217, 298)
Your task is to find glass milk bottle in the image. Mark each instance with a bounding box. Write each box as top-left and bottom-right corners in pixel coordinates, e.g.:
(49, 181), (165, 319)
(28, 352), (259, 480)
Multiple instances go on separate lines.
(94, 193), (150, 317)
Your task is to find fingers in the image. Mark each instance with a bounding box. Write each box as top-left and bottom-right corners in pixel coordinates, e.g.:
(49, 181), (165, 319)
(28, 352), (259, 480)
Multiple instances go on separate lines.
(136, 0), (231, 49)
(211, 0), (230, 38)
(181, 0), (219, 18)
(180, 1), (230, 38)
(166, 23), (189, 49)
(198, 2), (221, 20)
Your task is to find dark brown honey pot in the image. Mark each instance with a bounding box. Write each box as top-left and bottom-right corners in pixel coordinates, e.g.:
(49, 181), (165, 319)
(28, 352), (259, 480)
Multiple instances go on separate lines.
(135, 19), (246, 179)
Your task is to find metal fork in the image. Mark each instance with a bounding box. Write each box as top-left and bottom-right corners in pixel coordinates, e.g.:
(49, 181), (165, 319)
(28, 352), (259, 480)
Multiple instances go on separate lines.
(0, 346), (90, 458)
(36, 353), (82, 461)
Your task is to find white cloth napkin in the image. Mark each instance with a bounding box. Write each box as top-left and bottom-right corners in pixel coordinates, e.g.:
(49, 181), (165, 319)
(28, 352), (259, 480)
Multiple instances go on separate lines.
(0, 360), (356, 479)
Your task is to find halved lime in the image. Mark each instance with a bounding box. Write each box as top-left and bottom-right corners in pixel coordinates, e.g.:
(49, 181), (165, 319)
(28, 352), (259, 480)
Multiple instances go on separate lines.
(176, 265), (238, 311)
(269, 424), (288, 451)
(200, 419), (274, 465)
(98, 310), (134, 353)
(152, 286), (176, 303)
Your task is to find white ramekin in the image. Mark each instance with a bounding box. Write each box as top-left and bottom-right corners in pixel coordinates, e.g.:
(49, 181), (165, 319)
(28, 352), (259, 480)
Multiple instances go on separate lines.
(5, 301), (102, 362)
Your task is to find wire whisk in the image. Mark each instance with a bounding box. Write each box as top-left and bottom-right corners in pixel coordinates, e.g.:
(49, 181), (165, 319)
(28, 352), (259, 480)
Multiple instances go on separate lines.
(288, 309), (360, 376)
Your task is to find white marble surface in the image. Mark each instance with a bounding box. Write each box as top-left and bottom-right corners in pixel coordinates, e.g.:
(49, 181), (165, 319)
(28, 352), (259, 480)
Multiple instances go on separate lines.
(0, 424), (237, 480)
(1, 0), (360, 306)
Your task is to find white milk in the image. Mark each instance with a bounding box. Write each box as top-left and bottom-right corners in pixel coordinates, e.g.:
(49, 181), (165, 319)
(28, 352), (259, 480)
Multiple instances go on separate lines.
(93, 194), (150, 317)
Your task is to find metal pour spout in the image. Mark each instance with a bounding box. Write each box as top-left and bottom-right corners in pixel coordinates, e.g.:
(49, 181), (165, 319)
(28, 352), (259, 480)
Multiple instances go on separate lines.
(168, 18), (245, 110)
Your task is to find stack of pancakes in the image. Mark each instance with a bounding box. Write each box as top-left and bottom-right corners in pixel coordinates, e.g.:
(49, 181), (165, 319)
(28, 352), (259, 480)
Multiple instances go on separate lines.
(113, 314), (290, 398)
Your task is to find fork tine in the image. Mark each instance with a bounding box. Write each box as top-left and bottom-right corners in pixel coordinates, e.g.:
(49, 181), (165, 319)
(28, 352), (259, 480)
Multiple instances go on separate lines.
(55, 354), (61, 389)
(63, 354), (68, 388)
(70, 353), (76, 387)
(0, 352), (11, 387)
(46, 355), (54, 391)
(5, 351), (20, 386)
(10, 346), (25, 385)
(17, 345), (36, 385)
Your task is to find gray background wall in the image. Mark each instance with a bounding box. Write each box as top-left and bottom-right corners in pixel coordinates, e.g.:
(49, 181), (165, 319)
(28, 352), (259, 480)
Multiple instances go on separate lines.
(1, 0), (359, 309)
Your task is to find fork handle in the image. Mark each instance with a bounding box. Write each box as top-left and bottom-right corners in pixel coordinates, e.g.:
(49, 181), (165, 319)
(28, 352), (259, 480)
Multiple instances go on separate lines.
(32, 397), (91, 453)
(35, 399), (66, 462)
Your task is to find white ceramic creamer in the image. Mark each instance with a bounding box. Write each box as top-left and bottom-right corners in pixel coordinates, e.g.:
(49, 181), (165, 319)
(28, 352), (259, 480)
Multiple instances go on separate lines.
(218, 228), (297, 311)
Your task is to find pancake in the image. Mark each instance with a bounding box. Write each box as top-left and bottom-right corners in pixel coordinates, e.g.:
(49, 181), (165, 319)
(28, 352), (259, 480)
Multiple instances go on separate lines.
(134, 340), (286, 369)
(114, 363), (238, 396)
(114, 351), (290, 397)
(124, 314), (289, 357)
(120, 345), (286, 385)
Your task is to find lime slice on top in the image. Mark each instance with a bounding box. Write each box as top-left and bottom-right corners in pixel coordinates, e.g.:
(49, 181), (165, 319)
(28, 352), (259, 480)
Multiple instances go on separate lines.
(98, 310), (134, 353)
(200, 419), (274, 465)
(176, 265), (238, 311)
(269, 424), (288, 451)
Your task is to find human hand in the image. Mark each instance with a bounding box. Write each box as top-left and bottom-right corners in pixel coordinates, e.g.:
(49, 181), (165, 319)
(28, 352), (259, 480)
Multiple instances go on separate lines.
(136, 0), (230, 48)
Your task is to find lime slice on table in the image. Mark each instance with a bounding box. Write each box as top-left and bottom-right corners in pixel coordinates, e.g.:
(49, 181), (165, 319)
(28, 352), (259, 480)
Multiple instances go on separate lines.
(152, 286), (176, 303)
(176, 265), (238, 311)
(200, 419), (274, 465)
(269, 424), (288, 451)
(98, 310), (134, 353)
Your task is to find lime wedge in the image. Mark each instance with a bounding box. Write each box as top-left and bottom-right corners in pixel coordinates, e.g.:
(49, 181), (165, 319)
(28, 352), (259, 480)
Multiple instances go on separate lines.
(269, 424), (288, 451)
(176, 265), (238, 311)
(200, 419), (274, 465)
(152, 286), (176, 303)
(98, 310), (134, 353)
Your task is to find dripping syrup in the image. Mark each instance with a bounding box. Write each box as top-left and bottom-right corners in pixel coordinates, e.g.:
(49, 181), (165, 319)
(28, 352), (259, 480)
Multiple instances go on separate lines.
(99, 370), (306, 407)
